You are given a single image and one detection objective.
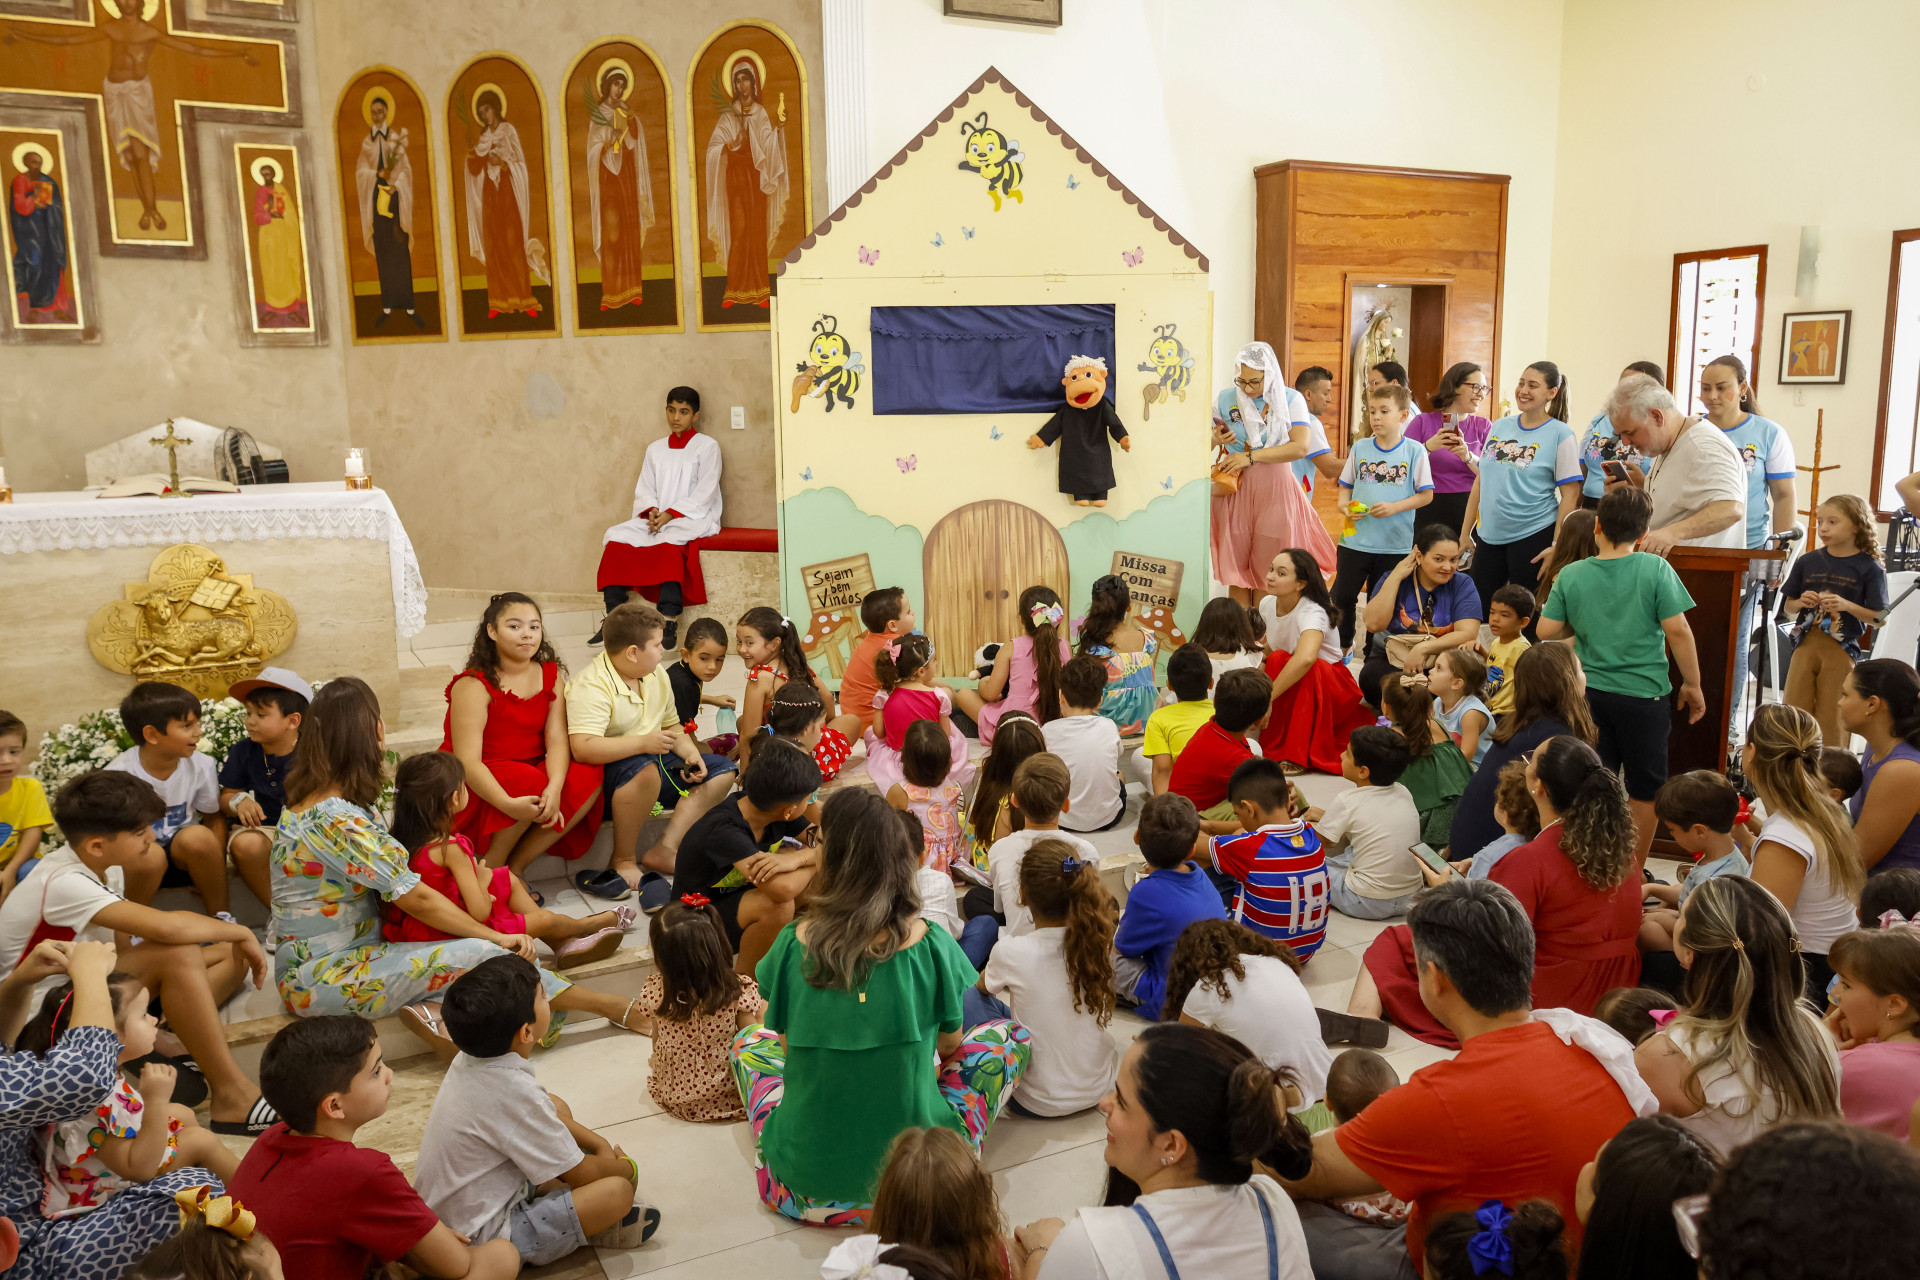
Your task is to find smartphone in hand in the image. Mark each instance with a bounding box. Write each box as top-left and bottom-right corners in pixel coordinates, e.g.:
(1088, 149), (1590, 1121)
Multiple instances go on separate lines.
(1410, 842), (1457, 879)
(1603, 461), (1629, 482)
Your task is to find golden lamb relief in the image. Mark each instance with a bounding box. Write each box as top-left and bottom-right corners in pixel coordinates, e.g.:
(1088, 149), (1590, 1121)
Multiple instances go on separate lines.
(88, 544), (296, 697)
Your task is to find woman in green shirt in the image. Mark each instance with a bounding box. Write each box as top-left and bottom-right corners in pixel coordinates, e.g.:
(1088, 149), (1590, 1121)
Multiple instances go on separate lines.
(729, 790), (1031, 1225)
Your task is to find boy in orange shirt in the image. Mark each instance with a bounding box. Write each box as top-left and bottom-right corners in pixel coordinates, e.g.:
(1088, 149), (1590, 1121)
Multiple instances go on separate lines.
(829, 585), (915, 742)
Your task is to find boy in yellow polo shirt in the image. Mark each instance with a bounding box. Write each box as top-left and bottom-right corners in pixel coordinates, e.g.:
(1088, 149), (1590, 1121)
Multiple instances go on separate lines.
(0, 711), (52, 900)
(565, 602), (736, 911)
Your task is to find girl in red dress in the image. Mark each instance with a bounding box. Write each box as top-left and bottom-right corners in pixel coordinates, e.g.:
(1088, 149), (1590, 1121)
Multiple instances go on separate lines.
(385, 751), (632, 966)
(735, 606), (853, 781)
(1257, 549), (1375, 775)
(442, 593), (605, 873)
(1351, 735), (1642, 1046)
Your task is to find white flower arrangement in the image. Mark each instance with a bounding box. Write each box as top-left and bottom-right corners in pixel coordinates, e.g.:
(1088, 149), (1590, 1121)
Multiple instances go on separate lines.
(32, 682), (395, 850)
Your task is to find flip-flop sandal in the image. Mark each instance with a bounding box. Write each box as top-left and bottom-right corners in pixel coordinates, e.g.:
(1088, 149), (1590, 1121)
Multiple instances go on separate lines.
(573, 869), (633, 901)
(122, 1053), (208, 1110)
(209, 1096), (280, 1137)
(527, 887), (546, 907)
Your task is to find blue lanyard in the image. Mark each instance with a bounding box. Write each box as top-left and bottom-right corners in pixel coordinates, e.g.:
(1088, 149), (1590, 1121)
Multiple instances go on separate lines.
(1130, 1189), (1278, 1280)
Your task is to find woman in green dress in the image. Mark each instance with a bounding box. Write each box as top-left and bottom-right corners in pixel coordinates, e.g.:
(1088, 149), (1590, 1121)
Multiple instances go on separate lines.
(730, 789), (1031, 1225)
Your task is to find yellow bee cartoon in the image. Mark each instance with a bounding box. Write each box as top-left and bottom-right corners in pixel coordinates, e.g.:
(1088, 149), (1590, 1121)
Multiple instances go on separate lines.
(957, 112), (1024, 211)
(1136, 322), (1196, 420)
(792, 313), (864, 413)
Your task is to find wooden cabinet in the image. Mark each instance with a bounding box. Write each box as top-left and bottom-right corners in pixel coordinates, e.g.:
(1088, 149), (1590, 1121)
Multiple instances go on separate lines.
(1254, 160), (1509, 453)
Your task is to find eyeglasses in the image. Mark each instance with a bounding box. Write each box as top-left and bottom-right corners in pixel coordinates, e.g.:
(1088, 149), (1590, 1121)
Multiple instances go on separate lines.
(1233, 376), (1264, 391)
(1457, 383), (1488, 395)
(1671, 1193), (1710, 1260)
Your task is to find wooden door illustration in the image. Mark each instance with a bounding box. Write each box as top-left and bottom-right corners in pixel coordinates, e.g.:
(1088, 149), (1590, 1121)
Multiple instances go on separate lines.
(923, 501), (1072, 679)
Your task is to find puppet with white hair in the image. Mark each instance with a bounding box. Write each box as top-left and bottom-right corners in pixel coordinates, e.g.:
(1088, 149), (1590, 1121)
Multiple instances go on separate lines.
(1029, 353), (1133, 506)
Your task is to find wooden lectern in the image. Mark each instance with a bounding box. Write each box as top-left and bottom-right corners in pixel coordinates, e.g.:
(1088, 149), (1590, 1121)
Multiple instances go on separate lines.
(1666, 545), (1786, 775)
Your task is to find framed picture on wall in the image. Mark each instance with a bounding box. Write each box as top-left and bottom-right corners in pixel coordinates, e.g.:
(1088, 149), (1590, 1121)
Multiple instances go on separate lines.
(943, 0), (1064, 27)
(1779, 309), (1851, 384)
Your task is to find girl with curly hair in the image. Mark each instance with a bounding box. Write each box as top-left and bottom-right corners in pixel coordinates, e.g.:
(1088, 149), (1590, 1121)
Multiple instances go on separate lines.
(1164, 918), (1333, 1110)
(969, 839), (1118, 1117)
(1353, 735), (1641, 1046)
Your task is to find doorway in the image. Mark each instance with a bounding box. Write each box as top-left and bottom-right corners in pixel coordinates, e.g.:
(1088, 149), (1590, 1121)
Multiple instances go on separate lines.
(922, 500), (1072, 679)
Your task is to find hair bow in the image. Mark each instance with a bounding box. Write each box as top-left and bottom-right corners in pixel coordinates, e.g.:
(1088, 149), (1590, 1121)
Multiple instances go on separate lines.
(821, 1234), (911, 1280)
(885, 640), (903, 662)
(1030, 601), (1066, 629)
(1060, 855), (1084, 875)
(680, 892), (711, 909)
(1882, 909), (1918, 930)
(175, 1185), (256, 1242)
(1649, 1007), (1679, 1029)
(1465, 1200), (1515, 1276)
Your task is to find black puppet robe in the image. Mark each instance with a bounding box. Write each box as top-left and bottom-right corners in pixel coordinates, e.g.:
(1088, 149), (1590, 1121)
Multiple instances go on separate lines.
(1034, 398), (1130, 496)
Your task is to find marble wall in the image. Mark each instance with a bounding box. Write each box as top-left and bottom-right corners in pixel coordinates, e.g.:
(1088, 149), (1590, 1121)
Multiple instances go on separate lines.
(0, 1), (823, 593)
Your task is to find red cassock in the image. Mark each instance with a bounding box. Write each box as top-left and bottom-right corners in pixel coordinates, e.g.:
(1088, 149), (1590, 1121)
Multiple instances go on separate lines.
(439, 663), (603, 860)
(1258, 648), (1375, 775)
(1362, 824), (1642, 1046)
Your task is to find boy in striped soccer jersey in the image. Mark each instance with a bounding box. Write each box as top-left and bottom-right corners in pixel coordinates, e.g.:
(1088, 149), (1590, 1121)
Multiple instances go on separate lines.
(1199, 757), (1331, 961)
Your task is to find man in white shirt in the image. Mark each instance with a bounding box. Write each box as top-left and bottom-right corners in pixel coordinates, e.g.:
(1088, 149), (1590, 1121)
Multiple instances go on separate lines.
(1609, 374), (1746, 555)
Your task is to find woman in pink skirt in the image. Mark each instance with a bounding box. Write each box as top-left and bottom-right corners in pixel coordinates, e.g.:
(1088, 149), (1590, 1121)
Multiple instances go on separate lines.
(1210, 340), (1337, 603)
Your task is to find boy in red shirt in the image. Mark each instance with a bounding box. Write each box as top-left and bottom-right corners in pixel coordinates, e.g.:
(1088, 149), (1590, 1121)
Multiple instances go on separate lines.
(1167, 667), (1271, 834)
(1280, 879), (1648, 1272)
(830, 585), (915, 742)
(230, 1015), (519, 1280)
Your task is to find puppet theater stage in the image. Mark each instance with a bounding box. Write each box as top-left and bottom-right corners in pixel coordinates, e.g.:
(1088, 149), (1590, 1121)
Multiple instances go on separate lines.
(770, 70), (1212, 683)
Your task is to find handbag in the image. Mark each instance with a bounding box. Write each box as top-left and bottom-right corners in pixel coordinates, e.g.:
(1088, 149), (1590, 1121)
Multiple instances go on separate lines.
(1210, 446), (1243, 494)
(1385, 632), (1437, 673)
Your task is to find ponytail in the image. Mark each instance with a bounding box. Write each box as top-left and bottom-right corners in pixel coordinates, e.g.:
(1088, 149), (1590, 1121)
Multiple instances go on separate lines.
(1424, 1200), (1568, 1280)
(739, 606), (815, 692)
(1104, 1023), (1311, 1206)
(1077, 575), (1131, 656)
(1745, 703), (1866, 900)
(1019, 839), (1117, 1026)
(1381, 672), (1437, 760)
(1019, 586), (1066, 727)
(969, 715), (1044, 846)
(765, 680), (828, 738)
(875, 633), (935, 692)
(1528, 360), (1569, 423)
(1850, 659), (1920, 751)
(1532, 736), (1634, 890)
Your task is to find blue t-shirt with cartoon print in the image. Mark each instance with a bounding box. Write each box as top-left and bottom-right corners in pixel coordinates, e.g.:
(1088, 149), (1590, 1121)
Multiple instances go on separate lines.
(1718, 414), (1796, 548)
(1339, 434), (1434, 555)
(1474, 415), (1582, 544)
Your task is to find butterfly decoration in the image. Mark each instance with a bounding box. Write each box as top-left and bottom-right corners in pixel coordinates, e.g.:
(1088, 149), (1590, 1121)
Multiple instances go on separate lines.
(961, 226), (976, 239)
(896, 455), (918, 473)
(1121, 246), (1144, 268)
(1066, 173), (1080, 190)
(858, 245), (880, 265)
(930, 231), (944, 248)
(1160, 476), (1173, 490)
(801, 467), (814, 481)
(989, 425), (1003, 440)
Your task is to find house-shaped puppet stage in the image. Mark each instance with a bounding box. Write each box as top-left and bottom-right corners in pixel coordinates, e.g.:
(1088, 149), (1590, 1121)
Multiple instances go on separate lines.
(771, 68), (1213, 682)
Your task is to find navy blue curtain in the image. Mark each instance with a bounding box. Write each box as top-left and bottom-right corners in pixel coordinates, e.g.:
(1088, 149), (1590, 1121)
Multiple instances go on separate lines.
(869, 304), (1116, 415)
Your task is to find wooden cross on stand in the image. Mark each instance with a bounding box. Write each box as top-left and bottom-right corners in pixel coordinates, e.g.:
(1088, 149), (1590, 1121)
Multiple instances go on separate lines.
(0, 0), (295, 258)
(1798, 408), (1841, 520)
(150, 417), (187, 497)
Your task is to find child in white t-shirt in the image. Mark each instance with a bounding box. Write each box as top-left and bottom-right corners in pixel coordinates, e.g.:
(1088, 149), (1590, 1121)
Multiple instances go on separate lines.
(1043, 658), (1125, 834)
(1304, 727), (1423, 921)
(972, 841), (1119, 1118)
(1162, 918), (1332, 1109)
(105, 682), (223, 912)
(988, 755), (1099, 939)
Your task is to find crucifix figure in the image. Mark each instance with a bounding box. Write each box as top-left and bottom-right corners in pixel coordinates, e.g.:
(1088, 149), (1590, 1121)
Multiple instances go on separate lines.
(0, 0), (289, 251)
(150, 417), (187, 497)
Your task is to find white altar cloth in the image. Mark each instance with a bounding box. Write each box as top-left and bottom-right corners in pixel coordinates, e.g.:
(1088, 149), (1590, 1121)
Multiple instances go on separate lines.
(0, 483), (427, 637)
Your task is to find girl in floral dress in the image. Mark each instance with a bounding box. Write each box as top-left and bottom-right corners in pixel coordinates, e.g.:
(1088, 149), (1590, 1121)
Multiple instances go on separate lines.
(19, 974), (236, 1216)
(885, 721), (968, 874)
(1077, 575), (1160, 736)
(269, 677), (645, 1052)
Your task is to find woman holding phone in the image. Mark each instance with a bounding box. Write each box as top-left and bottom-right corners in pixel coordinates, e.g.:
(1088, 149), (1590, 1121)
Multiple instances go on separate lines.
(1404, 362), (1494, 538)
(1576, 361), (1664, 509)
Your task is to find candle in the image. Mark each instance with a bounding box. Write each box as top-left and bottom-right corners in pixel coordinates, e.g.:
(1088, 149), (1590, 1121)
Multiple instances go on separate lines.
(0, 465), (7, 488)
(344, 451), (365, 477)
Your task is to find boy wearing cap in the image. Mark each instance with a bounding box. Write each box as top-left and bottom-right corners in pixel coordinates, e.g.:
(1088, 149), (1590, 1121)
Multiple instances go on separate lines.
(220, 668), (309, 919)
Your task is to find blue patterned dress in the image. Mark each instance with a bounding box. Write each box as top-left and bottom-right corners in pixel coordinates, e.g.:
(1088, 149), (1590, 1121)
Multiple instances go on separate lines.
(1, 1026), (215, 1280)
(1086, 631), (1160, 736)
(269, 798), (570, 1017)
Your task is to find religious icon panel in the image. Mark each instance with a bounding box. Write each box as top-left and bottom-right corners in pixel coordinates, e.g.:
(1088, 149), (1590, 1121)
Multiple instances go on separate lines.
(446, 52), (557, 340)
(231, 140), (313, 335)
(687, 20), (809, 332)
(332, 66), (444, 342)
(562, 37), (682, 335)
(2, 126), (84, 332)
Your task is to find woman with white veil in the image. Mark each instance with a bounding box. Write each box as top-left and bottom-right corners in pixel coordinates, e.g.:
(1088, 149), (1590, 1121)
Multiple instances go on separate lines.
(464, 88), (548, 319)
(1210, 341), (1338, 605)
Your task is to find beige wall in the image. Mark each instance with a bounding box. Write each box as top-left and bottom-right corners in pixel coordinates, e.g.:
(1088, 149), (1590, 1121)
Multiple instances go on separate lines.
(0, 0), (823, 592)
(1547, 0), (1920, 511)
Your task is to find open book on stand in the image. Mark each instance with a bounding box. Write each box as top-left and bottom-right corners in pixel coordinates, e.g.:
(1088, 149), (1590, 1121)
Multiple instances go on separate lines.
(94, 474), (240, 498)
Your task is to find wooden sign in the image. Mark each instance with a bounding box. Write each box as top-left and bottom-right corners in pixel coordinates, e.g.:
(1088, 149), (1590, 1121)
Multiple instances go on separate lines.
(801, 553), (875, 614)
(1111, 550), (1183, 615)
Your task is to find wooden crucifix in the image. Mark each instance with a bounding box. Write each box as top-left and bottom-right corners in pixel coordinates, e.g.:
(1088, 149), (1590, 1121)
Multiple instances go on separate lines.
(1798, 408), (1841, 520)
(0, 0), (297, 259)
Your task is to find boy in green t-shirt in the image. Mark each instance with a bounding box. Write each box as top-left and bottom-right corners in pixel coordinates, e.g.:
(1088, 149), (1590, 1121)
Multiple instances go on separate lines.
(1537, 486), (1703, 856)
(1135, 644), (1214, 796)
